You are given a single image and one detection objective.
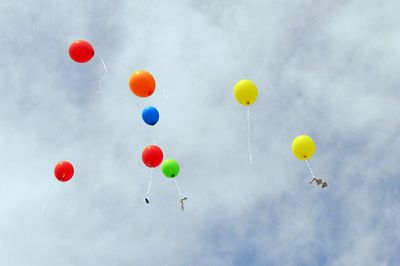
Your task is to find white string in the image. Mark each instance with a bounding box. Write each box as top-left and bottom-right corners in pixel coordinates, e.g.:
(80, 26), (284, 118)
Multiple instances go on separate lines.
(152, 126), (156, 144)
(95, 54), (108, 94)
(40, 187), (56, 217)
(305, 160), (315, 178)
(247, 105), (253, 164)
(147, 169), (153, 195)
(162, 88), (169, 98)
(174, 179), (182, 198)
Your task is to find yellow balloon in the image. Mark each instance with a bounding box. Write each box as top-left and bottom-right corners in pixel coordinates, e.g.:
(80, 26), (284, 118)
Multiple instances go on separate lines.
(292, 135), (316, 160)
(233, 80), (258, 106)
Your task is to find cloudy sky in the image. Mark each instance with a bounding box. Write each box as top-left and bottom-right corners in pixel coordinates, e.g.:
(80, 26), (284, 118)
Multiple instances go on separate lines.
(0, 0), (399, 265)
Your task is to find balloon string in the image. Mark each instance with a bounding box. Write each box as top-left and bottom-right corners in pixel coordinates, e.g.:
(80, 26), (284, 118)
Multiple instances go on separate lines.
(162, 88), (169, 98)
(147, 169), (153, 195)
(305, 160), (315, 178)
(247, 105), (253, 164)
(40, 187), (57, 217)
(152, 126), (156, 144)
(175, 179), (188, 211)
(95, 54), (108, 94)
(174, 179), (182, 198)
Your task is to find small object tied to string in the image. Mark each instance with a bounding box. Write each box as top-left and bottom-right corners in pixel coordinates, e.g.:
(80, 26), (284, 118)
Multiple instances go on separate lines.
(175, 179), (188, 211)
(144, 169), (153, 205)
(305, 160), (328, 189)
(180, 197), (188, 211)
(309, 177), (328, 188)
(95, 54), (108, 94)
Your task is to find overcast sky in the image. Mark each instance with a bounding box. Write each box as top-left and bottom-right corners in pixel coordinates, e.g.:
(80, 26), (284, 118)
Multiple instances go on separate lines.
(0, 0), (399, 265)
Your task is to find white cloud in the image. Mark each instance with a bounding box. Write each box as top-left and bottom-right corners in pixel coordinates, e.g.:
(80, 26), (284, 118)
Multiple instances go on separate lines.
(0, 0), (399, 265)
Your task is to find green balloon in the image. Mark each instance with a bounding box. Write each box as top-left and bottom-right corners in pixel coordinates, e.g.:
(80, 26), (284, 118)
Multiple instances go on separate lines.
(161, 159), (180, 178)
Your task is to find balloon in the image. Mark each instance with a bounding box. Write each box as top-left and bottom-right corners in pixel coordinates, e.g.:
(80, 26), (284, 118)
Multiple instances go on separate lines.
(68, 40), (95, 63)
(129, 70), (156, 97)
(142, 145), (163, 168)
(161, 159), (180, 178)
(233, 80), (258, 106)
(292, 135), (316, 160)
(142, 106), (159, 126)
(54, 161), (74, 182)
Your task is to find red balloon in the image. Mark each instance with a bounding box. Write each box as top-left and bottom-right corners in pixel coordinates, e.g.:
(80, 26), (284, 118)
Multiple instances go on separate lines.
(54, 161), (74, 182)
(68, 40), (95, 63)
(142, 145), (163, 168)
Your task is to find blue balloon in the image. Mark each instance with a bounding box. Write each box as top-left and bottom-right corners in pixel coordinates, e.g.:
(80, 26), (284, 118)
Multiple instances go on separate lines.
(142, 106), (159, 126)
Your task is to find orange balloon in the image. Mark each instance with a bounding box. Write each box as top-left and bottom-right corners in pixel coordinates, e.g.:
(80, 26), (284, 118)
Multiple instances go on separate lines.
(129, 70), (156, 97)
